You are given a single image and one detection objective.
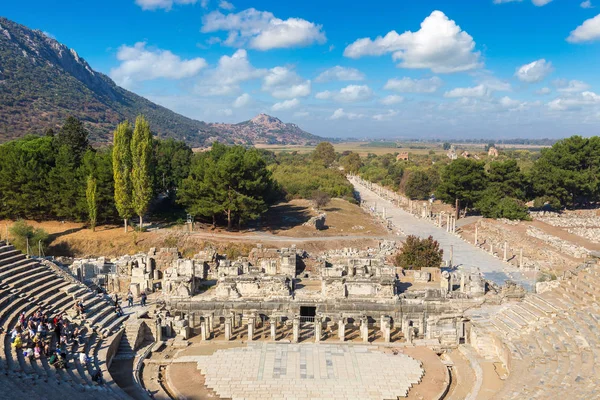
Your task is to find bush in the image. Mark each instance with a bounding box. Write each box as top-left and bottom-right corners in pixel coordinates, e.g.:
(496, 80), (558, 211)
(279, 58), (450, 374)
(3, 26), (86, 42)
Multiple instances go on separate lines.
(476, 188), (530, 220)
(271, 164), (354, 200)
(311, 190), (331, 210)
(9, 220), (50, 255)
(394, 235), (443, 270)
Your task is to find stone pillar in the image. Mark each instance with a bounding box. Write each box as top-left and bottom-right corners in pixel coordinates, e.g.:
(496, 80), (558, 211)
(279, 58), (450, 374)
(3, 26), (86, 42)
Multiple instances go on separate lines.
(503, 242), (508, 262)
(382, 207), (386, 220)
(338, 320), (345, 342)
(209, 313), (215, 331)
(438, 213), (442, 227)
(270, 318), (277, 340)
(460, 273), (466, 293)
(490, 243), (493, 255)
(475, 226), (478, 245)
(237, 314), (242, 329)
(314, 317), (322, 343)
(224, 317), (232, 340)
(292, 317), (300, 343)
(449, 245), (454, 268)
(248, 316), (255, 341)
(360, 318), (369, 343)
(381, 317), (391, 343)
(200, 321), (207, 341)
(520, 248), (524, 268)
(446, 215), (450, 232)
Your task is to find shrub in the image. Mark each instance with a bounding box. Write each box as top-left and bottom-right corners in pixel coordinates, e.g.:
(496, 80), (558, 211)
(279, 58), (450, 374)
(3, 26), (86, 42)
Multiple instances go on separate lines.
(394, 235), (443, 270)
(8, 220), (50, 255)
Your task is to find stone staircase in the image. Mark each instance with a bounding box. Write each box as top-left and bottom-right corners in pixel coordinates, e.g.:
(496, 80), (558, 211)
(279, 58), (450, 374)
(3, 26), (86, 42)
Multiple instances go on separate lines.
(468, 262), (600, 399)
(113, 323), (139, 361)
(0, 241), (132, 399)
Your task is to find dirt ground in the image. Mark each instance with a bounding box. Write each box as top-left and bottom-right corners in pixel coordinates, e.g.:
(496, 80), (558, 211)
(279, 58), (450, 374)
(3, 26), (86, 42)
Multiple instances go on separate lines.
(0, 199), (391, 259)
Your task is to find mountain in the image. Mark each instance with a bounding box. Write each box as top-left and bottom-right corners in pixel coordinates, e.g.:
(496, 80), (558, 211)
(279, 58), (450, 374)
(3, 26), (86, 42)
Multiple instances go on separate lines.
(0, 17), (320, 146)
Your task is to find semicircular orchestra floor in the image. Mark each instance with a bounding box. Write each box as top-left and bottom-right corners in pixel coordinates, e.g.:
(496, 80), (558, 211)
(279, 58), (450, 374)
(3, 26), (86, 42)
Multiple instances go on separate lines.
(192, 343), (423, 400)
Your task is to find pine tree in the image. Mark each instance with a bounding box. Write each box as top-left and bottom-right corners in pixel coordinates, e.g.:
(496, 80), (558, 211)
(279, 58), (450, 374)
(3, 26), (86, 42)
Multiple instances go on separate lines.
(131, 115), (153, 230)
(112, 121), (134, 232)
(86, 175), (98, 231)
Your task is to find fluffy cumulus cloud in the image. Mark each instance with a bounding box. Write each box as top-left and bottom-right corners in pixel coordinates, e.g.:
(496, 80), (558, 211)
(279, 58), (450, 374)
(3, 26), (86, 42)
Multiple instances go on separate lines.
(110, 42), (207, 88)
(315, 66), (365, 83)
(329, 108), (364, 120)
(195, 49), (265, 96)
(380, 95), (405, 105)
(232, 93), (251, 108)
(219, 0), (234, 10)
(493, 0), (553, 6)
(272, 98), (300, 111)
(567, 14), (600, 43)
(548, 91), (600, 111)
(343, 11), (482, 73)
(554, 79), (590, 93)
(515, 59), (553, 83)
(262, 66), (311, 99)
(444, 84), (492, 98)
(135, 0), (198, 11)
(581, 1), (594, 8)
(315, 85), (373, 102)
(373, 110), (399, 121)
(384, 76), (443, 93)
(201, 8), (326, 50)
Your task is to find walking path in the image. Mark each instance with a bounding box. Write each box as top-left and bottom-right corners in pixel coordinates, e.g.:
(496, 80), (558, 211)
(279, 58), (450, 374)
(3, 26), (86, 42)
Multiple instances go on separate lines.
(351, 178), (534, 290)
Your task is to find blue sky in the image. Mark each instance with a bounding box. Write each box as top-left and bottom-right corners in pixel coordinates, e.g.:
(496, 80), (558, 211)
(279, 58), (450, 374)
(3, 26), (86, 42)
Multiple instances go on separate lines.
(3, 0), (600, 139)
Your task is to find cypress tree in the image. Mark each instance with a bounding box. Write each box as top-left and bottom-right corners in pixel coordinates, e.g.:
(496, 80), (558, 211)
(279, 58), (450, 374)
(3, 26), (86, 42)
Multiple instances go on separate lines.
(131, 115), (153, 230)
(112, 121), (134, 232)
(86, 175), (98, 232)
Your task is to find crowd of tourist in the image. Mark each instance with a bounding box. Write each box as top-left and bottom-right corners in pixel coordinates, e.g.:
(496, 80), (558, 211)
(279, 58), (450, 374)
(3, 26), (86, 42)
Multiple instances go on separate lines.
(8, 306), (102, 383)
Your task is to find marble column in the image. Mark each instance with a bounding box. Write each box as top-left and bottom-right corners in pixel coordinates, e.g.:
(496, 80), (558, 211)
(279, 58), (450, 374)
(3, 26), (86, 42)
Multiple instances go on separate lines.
(503, 242), (508, 262)
(446, 214), (450, 232)
(381, 317), (391, 343)
(338, 320), (345, 342)
(224, 317), (232, 340)
(314, 317), (322, 343)
(360, 318), (369, 343)
(270, 318), (277, 340)
(200, 321), (207, 341)
(292, 317), (300, 343)
(248, 316), (255, 341)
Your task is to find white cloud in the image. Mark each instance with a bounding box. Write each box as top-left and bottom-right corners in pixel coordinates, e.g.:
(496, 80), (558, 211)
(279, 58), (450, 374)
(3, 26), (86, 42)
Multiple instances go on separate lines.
(567, 14), (600, 43)
(343, 11), (482, 73)
(535, 87), (552, 95)
(380, 95), (405, 105)
(196, 49), (265, 96)
(444, 84), (492, 98)
(493, 0), (552, 6)
(315, 85), (373, 103)
(373, 110), (399, 121)
(383, 76), (443, 93)
(498, 96), (526, 111)
(554, 79), (590, 93)
(42, 31), (56, 40)
(315, 66), (365, 83)
(219, 0), (234, 10)
(262, 66), (311, 99)
(581, 1), (594, 8)
(233, 93), (251, 108)
(329, 108), (364, 120)
(201, 8), (326, 50)
(548, 91), (600, 111)
(110, 42), (207, 88)
(272, 98), (300, 111)
(201, 0), (209, 7)
(135, 0), (198, 11)
(515, 59), (553, 83)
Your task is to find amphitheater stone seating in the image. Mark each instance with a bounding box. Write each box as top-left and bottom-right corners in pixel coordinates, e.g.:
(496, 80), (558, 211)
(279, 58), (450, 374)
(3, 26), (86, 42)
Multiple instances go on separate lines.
(469, 262), (600, 399)
(0, 241), (131, 399)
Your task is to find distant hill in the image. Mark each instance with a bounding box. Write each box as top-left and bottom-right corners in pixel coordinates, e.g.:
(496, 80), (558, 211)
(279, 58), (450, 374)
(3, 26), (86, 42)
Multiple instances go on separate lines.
(0, 17), (321, 146)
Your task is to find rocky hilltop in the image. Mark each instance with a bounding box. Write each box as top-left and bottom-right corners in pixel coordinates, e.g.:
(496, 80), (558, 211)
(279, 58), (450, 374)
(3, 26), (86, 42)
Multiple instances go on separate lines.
(0, 17), (320, 146)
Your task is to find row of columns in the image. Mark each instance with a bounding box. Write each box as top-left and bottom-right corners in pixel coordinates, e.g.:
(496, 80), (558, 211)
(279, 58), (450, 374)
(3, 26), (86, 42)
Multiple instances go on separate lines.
(474, 226), (526, 268)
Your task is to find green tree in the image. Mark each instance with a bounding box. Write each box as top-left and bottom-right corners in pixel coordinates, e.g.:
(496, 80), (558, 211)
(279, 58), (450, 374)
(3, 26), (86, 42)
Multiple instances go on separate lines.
(436, 158), (487, 214)
(54, 116), (89, 164)
(153, 138), (193, 197)
(86, 175), (98, 231)
(9, 220), (50, 255)
(311, 190), (331, 210)
(112, 121), (134, 232)
(178, 143), (275, 229)
(394, 235), (443, 270)
(48, 145), (85, 220)
(340, 152), (362, 173)
(475, 187), (530, 220)
(131, 115), (154, 230)
(487, 159), (526, 199)
(529, 136), (600, 208)
(312, 142), (336, 167)
(404, 169), (439, 200)
(442, 142), (451, 150)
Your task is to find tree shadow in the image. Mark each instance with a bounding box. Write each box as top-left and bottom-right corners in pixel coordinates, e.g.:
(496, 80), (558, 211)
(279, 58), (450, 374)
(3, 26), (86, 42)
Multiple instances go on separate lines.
(46, 241), (75, 257)
(253, 202), (313, 232)
(47, 226), (85, 242)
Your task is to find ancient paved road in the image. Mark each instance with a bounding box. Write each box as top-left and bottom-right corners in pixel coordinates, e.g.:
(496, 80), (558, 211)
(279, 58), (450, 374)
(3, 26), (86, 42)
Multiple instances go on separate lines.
(351, 179), (534, 290)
